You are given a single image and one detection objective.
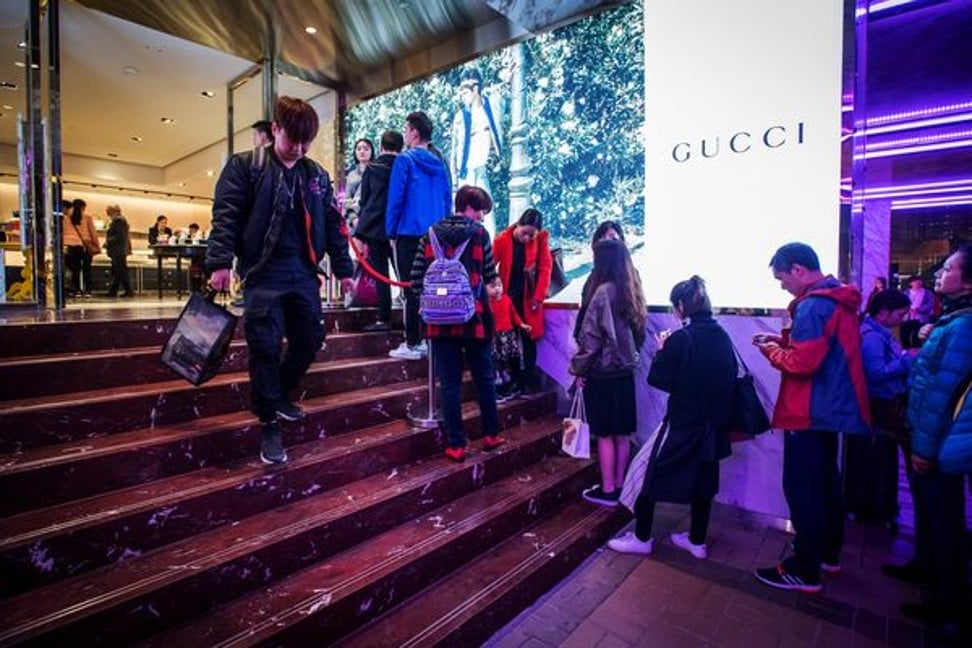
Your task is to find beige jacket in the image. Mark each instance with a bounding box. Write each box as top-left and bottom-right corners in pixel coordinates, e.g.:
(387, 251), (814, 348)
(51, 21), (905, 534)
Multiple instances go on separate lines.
(570, 282), (640, 377)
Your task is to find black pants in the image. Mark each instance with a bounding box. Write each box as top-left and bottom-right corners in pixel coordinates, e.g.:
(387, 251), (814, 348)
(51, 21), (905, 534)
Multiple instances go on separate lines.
(364, 237), (393, 322)
(65, 246), (91, 295)
(394, 236), (422, 346)
(781, 430), (844, 580)
(108, 255), (132, 295)
(635, 497), (712, 545)
(433, 338), (499, 449)
(910, 469), (968, 606)
(518, 331), (538, 390)
(243, 269), (324, 423)
(844, 433), (899, 522)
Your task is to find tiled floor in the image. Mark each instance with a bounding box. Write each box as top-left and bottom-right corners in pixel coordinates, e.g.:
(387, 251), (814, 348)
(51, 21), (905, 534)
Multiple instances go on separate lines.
(488, 480), (969, 647)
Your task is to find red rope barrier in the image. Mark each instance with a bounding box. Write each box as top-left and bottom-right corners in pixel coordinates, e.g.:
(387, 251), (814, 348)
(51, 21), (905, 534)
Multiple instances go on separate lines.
(343, 228), (411, 288)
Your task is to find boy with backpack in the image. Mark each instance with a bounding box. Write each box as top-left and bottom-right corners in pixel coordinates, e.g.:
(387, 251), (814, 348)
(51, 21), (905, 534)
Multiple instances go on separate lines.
(410, 185), (505, 462)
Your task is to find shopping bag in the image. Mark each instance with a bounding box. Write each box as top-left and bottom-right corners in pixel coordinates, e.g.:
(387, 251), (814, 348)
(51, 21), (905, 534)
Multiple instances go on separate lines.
(561, 387), (591, 459)
(344, 264), (379, 308)
(728, 347), (771, 441)
(160, 291), (238, 386)
(619, 420), (668, 512)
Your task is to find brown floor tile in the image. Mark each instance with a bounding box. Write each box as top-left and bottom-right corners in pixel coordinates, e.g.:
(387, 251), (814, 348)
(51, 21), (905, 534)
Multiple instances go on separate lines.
(637, 619), (709, 647)
(560, 620), (608, 648)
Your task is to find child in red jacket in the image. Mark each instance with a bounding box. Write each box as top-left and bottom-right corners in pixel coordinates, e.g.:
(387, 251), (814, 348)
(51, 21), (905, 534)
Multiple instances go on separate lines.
(488, 279), (531, 400)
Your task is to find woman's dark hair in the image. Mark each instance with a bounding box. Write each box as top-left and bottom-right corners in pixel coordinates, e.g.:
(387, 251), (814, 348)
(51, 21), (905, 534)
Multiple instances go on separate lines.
(955, 244), (972, 283)
(274, 96), (319, 143)
(455, 185), (493, 214)
(591, 220), (625, 247)
(70, 198), (86, 226)
(669, 275), (712, 318)
(517, 208), (543, 230)
(866, 289), (910, 317)
(352, 138), (374, 163)
(584, 239), (646, 346)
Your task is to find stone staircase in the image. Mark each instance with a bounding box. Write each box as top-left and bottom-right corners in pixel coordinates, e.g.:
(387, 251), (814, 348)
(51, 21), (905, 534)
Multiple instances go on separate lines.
(0, 307), (626, 646)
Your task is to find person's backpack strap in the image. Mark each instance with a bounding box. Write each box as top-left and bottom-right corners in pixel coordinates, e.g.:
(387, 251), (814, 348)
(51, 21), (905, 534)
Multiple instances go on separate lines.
(428, 226), (470, 262)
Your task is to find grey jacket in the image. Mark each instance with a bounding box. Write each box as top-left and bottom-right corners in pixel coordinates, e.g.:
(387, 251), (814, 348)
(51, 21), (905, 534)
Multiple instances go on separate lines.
(570, 283), (640, 377)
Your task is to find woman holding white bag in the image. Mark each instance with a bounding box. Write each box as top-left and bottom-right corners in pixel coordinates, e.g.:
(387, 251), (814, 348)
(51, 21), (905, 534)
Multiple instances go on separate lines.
(569, 239), (646, 506)
(609, 276), (736, 559)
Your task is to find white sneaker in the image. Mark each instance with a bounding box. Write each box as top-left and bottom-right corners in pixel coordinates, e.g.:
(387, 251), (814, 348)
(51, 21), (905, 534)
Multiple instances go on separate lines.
(670, 531), (708, 559)
(413, 341), (428, 356)
(389, 342), (423, 360)
(607, 531), (653, 555)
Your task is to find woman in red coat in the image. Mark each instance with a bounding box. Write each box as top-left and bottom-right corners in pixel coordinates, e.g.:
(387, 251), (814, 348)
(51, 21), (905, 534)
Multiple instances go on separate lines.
(493, 208), (553, 391)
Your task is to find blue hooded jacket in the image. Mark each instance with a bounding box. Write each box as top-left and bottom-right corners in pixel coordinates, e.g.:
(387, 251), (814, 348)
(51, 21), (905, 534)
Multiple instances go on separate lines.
(384, 148), (452, 238)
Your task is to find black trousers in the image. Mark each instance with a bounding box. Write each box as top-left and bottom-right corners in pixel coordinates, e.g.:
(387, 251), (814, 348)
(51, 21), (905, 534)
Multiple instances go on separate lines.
(433, 338), (499, 449)
(65, 246), (91, 295)
(364, 237), (393, 322)
(394, 236), (422, 347)
(635, 496), (713, 545)
(781, 430), (844, 580)
(910, 469), (968, 606)
(108, 255), (132, 295)
(243, 269), (324, 423)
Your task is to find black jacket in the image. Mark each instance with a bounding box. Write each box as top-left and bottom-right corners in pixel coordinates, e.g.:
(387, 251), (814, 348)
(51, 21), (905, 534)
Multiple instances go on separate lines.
(105, 216), (131, 258)
(207, 150), (353, 283)
(355, 153), (397, 242)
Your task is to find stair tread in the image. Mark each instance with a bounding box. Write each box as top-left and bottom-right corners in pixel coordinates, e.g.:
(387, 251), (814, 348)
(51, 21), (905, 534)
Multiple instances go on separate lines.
(143, 454), (596, 647)
(0, 394), (550, 550)
(0, 415), (564, 645)
(339, 500), (625, 648)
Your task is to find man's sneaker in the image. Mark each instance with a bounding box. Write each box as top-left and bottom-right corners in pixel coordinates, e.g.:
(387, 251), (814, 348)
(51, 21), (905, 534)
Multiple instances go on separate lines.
(363, 321), (391, 332)
(482, 435), (506, 451)
(754, 565), (822, 593)
(670, 531), (708, 560)
(260, 424), (288, 465)
(444, 446), (466, 462)
(275, 401), (304, 422)
(608, 531), (654, 555)
(582, 485), (619, 507)
(389, 342), (425, 360)
(821, 560), (842, 574)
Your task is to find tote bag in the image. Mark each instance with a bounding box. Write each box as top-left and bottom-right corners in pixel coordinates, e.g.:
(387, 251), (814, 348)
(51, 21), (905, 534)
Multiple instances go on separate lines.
(562, 387), (591, 459)
(160, 291), (238, 386)
(620, 420), (669, 512)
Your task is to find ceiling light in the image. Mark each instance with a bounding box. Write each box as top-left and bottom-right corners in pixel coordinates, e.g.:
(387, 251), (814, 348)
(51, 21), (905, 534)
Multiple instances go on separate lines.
(178, 182), (187, 187)
(201, 90), (216, 98)
(0, 81), (19, 90)
(130, 136), (142, 143)
(14, 61), (24, 68)
(160, 117), (176, 124)
(16, 41), (25, 49)
(205, 170), (214, 177)
(122, 66), (139, 75)
(107, 152), (118, 158)
(1, 104), (11, 110)
(305, 26), (318, 34)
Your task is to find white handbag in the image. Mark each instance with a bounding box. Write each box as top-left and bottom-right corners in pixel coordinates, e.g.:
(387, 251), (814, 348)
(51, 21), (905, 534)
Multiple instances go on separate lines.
(619, 420), (668, 512)
(561, 387), (592, 459)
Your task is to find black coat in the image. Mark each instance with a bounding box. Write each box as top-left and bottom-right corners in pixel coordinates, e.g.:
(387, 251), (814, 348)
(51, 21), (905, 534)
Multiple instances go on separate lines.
(642, 313), (737, 503)
(206, 149), (353, 283)
(105, 216), (131, 259)
(355, 153), (397, 242)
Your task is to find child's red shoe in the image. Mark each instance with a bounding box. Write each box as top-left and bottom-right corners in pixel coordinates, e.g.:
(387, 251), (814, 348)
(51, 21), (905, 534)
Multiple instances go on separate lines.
(445, 446), (466, 462)
(482, 435), (506, 451)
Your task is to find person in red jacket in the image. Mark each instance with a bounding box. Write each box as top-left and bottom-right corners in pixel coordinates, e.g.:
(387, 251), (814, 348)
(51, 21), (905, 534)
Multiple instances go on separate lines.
(492, 209), (553, 392)
(487, 278), (532, 400)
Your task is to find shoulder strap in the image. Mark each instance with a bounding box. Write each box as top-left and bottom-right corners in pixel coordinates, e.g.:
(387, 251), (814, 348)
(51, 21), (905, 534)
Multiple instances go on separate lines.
(427, 227), (471, 261)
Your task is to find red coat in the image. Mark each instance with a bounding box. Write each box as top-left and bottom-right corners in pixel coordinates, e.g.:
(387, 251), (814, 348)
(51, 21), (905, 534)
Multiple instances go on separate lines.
(492, 226), (552, 339)
(491, 294), (524, 333)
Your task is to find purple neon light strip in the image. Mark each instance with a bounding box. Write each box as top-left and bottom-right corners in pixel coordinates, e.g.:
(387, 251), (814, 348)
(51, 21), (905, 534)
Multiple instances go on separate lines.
(864, 139), (972, 159)
(866, 100), (972, 126)
(867, 184), (972, 199)
(856, 0), (917, 17)
(892, 194), (972, 209)
(868, 129), (972, 150)
(866, 112), (972, 135)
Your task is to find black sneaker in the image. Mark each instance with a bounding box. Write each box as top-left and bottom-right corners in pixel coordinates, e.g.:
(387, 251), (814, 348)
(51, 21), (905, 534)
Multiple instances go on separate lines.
(260, 424), (288, 465)
(582, 485), (619, 507)
(754, 565), (821, 593)
(275, 401), (304, 422)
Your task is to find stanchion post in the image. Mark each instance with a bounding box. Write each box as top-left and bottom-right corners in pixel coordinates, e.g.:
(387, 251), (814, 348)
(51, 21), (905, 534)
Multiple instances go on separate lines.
(407, 340), (439, 430)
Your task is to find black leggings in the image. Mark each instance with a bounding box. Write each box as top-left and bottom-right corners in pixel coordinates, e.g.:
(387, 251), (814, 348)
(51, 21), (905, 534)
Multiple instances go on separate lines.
(635, 497), (712, 545)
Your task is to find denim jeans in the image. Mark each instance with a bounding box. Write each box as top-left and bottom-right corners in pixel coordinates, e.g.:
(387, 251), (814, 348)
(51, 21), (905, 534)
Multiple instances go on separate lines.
(433, 338), (499, 449)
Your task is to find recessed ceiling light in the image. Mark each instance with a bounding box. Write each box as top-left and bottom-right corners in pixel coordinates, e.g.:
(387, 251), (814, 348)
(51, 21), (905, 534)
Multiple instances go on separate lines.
(160, 117), (176, 124)
(305, 26), (318, 34)
(122, 66), (139, 75)
(13, 61), (24, 68)
(205, 170), (214, 177)
(107, 152), (118, 158)
(201, 90), (216, 98)
(130, 136), (142, 143)
(1, 104), (11, 110)
(0, 81), (19, 90)
(178, 182), (188, 187)
(16, 41), (25, 49)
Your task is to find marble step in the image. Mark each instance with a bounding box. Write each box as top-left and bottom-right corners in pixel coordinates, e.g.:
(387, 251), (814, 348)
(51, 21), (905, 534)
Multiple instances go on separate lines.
(0, 394), (552, 598)
(337, 500), (627, 648)
(0, 307), (397, 358)
(0, 330), (404, 401)
(0, 416), (564, 647)
(142, 455), (600, 648)
(0, 354), (428, 453)
(0, 374), (477, 518)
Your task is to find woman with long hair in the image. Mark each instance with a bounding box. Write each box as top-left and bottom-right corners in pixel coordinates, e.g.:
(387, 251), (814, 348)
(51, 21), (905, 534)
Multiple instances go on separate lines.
(492, 208), (553, 394)
(343, 138), (374, 230)
(569, 239), (646, 506)
(61, 198), (99, 297)
(608, 276), (735, 559)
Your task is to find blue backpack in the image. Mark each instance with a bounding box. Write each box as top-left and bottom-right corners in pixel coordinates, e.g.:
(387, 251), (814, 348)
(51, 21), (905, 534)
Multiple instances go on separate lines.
(420, 227), (476, 325)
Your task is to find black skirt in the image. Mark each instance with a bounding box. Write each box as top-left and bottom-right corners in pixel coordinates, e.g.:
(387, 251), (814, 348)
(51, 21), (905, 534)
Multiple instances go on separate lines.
(583, 373), (636, 438)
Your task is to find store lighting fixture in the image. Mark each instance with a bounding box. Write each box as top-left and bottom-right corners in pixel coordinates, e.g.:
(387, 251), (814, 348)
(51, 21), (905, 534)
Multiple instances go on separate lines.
(856, 0), (919, 18)
(891, 194), (972, 209)
(16, 41), (25, 49)
(1, 104), (11, 110)
(863, 138), (972, 159)
(130, 136), (142, 143)
(201, 90), (216, 98)
(866, 100), (972, 126)
(205, 170), (214, 177)
(865, 111), (972, 135)
(13, 61), (24, 68)
(160, 117), (176, 124)
(305, 26), (318, 34)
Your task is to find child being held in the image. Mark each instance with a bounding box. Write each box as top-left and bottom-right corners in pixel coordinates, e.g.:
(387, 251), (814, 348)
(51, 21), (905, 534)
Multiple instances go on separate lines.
(488, 278), (532, 400)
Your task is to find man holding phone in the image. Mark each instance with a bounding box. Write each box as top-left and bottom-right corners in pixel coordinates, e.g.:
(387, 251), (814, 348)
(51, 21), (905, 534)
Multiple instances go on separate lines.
(752, 242), (870, 593)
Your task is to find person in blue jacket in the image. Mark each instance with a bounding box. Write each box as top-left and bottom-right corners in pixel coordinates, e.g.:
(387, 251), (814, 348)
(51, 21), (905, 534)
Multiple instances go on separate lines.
(384, 111), (452, 360)
(892, 244), (972, 630)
